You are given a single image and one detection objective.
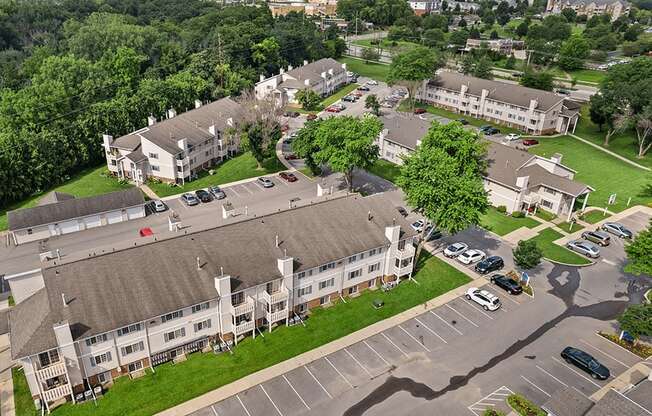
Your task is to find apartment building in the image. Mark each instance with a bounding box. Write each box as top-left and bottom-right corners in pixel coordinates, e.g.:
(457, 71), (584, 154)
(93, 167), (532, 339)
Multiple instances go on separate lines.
(102, 97), (244, 186)
(8, 194), (418, 411)
(418, 72), (581, 135)
(546, 0), (630, 21)
(375, 114), (593, 220)
(254, 58), (348, 107)
(409, 0), (441, 15)
(464, 38), (525, 56)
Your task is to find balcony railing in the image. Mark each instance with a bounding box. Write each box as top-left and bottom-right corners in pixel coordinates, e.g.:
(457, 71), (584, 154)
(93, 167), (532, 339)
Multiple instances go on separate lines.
(41, 383), (72, 403)
(233, 296), (255, 316)
(262, 287), (289, 305)
(267, 308), (288, 325)
(393, 262), (413, 277)
(522, 193), (540, 205)
(36, 361), (66, 382)
(176, 157), (189, 167)
(234, 320), (254, 336)
(396, 243), (415, 259)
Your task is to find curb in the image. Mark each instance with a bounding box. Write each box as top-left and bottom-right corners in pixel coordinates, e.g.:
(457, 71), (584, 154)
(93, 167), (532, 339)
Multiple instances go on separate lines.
(542, 256), (596, 267)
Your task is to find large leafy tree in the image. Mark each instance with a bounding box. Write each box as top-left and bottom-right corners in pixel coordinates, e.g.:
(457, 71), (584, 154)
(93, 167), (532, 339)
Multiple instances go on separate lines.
(387, 47), (442, 109)
(513, 240), (543, 270)
(617, 304), (652, 338)
(625, 219), (652, 276)
(397, 122), (489, 236)
(558, 34), (590, 71)
(295, 89), (321, 111)
(519, 69), (554, 91)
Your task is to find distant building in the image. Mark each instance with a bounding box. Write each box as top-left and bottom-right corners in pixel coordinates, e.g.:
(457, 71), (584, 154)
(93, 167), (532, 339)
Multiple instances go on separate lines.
(409, 0), (440, 15)
(464, 38), (525, 55)
(546, 0), (630, 21)
(267, 0), (337, 17)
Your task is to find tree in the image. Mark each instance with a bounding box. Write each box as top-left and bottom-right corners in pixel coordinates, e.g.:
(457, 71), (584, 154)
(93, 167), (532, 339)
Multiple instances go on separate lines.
(361, 47), (380, 63)
(251, 37), (281, 76)
(239, 91), (284, 168)
(617, 304), (652, 338)
(561, 8), (577, 23)
(458, 17), (467, 28)
(505, 54), (516, 69)
(365, 94), (381, 116)
(292, 120), (321, 176)
(295, 88), (321, 111)
(513, 239), (543, 269)
(490, 29), (499, 39)
(515, 21), (529, 38)
(625, 219), (652, 276)
(519, 69), (554, 91)
(387, 47), (442, 109)
(449, 29), (470, 46)
(469, 26), (481, 39)
(633, 107), (652, 158)
(423, 28), (446, 47)
(473, 56), (493, 79)
(558, 34), (590, 71)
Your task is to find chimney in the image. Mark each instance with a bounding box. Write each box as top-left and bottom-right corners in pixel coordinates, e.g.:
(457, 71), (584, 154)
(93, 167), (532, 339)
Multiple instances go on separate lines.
(61, 293), (67, 307)
(280, 68), (285, 75)
(321, 71), (326, 79)
(102, 134), (114, 149)
(341, 62), (347, 70)
(303, 59), (308, 66)
(368, 210), (373, 221)
(550, 153), (563, 165)
(147, 115), (156, 126)
(259, 74), (265, 82)
(167, 108), (177, 119)
(226, 117), (233, 127)
(288, 64), (293, 71)
(328, 68), (334, 75)
(515, 176), (529, 189)
(275, 234), (279, 247)
(194, 99), (202, 109)
(304, 79), (310, 86)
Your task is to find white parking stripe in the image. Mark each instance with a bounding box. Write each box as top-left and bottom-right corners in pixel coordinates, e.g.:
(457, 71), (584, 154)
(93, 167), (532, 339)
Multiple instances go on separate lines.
(593, 332), (643, 360)
(551, 357), (601, 388)
(283, 375), (310, 410)
(260, 385), (283, 416)
(536, 365), (569, 388)
(228, 186), (241, 197)
(381, 332), (409, 357)
(445, 304), (479, 327)
(430, 311), (463, 335)
(243, 184), (256, 194)
(324, 356), (354, 388)
(211, 405), (220, 416)
(602, 259), (617, 266)
(460, 298), (495, 320)
(579, 339), (631, 368)
(236, 395), (252, 416)
(344, 348), (373, 377)
(277, 178), (289, 187)
(414, 317), (447, 344)
(363, 340), (391, 366)
(501, 294), (522, 305)
(399, 325), (431, 352)
(304, 365), (332, 399)
(521, 375), (551, 397)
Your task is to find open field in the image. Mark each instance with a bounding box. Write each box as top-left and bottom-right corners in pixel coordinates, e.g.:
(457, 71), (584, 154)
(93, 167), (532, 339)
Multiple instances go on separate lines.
(337, 57), (389, 82)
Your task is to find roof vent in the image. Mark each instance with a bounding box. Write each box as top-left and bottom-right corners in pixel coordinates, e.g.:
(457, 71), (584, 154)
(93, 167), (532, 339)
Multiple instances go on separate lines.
(61, 293), (68, 307)
(368, 210), (373, 221)
(196, 256), (202, 271)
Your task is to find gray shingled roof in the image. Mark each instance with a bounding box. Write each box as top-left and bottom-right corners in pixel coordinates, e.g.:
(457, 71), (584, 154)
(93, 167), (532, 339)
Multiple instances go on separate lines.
(7, 188), (145, 231)
(36, 192), (75, 207)
(381, 114), (432, 150)
(9, 289), (57, 359)
(9, 194), (417, 359)
(586, 389), (650, 416)
(111, 134), (141, 151)
(429, 72), (565, 111)
(286, 58), (345, 82)
(625, 380), (652, 415)
(542, 386), (595, 416)
(124, 149), (147, 164)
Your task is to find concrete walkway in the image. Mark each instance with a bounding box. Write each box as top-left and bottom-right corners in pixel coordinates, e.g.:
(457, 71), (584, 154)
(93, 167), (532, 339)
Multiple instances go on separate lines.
(502, 222), (550, 246)
(0, 333), (15, 416)
(139, 183), (159, 200)
(570, 134), (651, 171)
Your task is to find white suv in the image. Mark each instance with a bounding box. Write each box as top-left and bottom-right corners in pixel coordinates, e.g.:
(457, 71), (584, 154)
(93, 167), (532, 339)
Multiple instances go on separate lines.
(457, 249), (486, 265)
(466, 288), (501, 311)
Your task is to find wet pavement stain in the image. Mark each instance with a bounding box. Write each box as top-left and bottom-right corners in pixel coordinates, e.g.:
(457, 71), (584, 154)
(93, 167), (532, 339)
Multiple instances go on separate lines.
(342, 376), (436, 416)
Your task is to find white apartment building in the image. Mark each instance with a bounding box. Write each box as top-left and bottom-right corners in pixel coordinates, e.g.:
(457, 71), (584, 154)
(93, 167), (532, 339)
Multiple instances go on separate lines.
(418, 72), (581, 135)
(103, 97), (244, 185)
(546, 0), (630, 21)
(8, 194), (418, 411)
(254, 58), (348, 107)
(464, 38), (525, 56)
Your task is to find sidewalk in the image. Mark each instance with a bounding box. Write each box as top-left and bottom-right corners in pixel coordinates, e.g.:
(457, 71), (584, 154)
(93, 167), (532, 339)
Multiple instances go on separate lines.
(275, 136), (297, 171)
(0, 333), (15, 416)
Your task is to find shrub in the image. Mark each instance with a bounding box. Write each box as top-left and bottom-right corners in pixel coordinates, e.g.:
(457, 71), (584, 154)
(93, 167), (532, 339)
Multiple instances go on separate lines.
(511, 211), (524, 218)
(497, 205), (507, 213)
(507, 394), (546, 416)
(513, 239), (543, 270)
(483, 409), (506, 416)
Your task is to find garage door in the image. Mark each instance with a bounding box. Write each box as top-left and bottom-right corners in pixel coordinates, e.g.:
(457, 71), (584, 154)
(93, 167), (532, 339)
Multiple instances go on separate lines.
(84, 215), (101, 229)
(106, 211), (124, 224)
(127, 207), (144, 220)
(59, 220), (80, 235)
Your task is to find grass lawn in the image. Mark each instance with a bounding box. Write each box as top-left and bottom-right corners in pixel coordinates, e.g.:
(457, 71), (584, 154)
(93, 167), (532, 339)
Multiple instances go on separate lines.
(13, 368), (35, 416)
(556, 221), (584, 234)
(480, 208), (539, 236)
(337, 57), (389, 82)
(534, 210), (557, 222)
(580, 209), (611, 224)
(529, 135), (652, 213)
(368, 159), (401, 183)
(38, 252), (470, 416)
(565, 69), (605, 84)
(0, 165), (133, 231)
(147, 152), (285, 198)
(352, 38), (419, 54)
(321, 83), (359, 108)
(528, 228), (592, 265)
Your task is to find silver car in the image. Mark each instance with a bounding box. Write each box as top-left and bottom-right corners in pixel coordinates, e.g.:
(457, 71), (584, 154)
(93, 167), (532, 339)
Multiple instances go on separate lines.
(601, 222), (633, 239)
(258, 177), (274, 188)
(566, 240), (600, 258)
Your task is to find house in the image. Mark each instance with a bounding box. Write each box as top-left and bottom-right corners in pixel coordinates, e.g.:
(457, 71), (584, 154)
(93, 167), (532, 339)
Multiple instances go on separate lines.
(254, 58), (348, 107)
(464, 38), (525, 55)
(6, 188), (145, 245)
(374, 114), (593, 220)
(268, 1), (338, 16)
(546, 0), (630, 21)
(542, 383), (652, 416)
(418, 72), (581, 135)
(8, 194), (418, 410)
(103, 97), (245, 186)
(409, 0), (441, 15)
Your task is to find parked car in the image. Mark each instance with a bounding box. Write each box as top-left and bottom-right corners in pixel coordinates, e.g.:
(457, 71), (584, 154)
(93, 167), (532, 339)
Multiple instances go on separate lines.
(457, 118), (469, 125)
(357, 85), (370, 91)
(490, 274), (523, 295)
(475, 256), (504, 274)
(601, 222), (633, 239)
(258, 177), (274, 188)
(284, 111), (300, 118)
(444, 242), (468, 258)
(381, 101), (394, 108)
(556, 89), (570, 95)
(139, 227), (154, 237)
(352, 90), (364, 97)
(279, 172), (298, 182)
(504, 133), (521, 142)
(325, 106), (341, 113)
(566, 240), (600, 258)
(284, 154), (299, 160)
(209, 186), (226, 200)
(479, 125), (492, 131)
(396, 206), (408, 217)
(342, 95), (357, 102)
(366, 80), (378, 86)
(560, 347), (610, 380)
(307, 114), (318, 120)
(151, 200), (167, 213)
(411, 219), (425, 232)
(414, 108), (427, 115)
(483, 127), (500, 135)
(522, 138), (539, 146)
(423, 226), (442, 241)
(180, 193), (200, 206)
(195, 189), (213, 203)
(457, 249), (486, 265)
(466, 287), (501, 311)
(581, 230), (611, 246)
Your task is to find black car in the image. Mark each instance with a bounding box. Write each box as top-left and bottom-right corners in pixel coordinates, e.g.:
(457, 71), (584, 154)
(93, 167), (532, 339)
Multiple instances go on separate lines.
(475, 256), (504, 274)
(483, 127), (500, 135)
(490, 274), (522, 295)
(457, 118), (469, 125)
(561, 347), (610, 380)
(357, 85), (370, 91)
(396, 206), (408, 217)
(195, 189), (213, 203)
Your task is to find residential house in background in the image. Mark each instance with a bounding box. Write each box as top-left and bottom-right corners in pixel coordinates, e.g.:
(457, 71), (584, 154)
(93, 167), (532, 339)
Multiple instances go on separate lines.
(267, 0), (338, 16)
(102, 97), (244, 186)
(546, 0), (630, 21)
(8, 194), (418, 411)
(376, 114), (432, 165)
(418, 72), (581, 135)
(7, 188), (145, 245)
(254, 58), (348, 107)
(409, 0), (441, 15)
(464, 38), (525, 57)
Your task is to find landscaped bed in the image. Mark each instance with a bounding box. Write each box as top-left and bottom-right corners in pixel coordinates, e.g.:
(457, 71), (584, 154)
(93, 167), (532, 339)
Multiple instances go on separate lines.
(598, 332), (652, 359)
(507, 393), (546, 416)
(528, 228), (592, 266)
(480, 208), (540, 236)
(28, 252), (470, 416)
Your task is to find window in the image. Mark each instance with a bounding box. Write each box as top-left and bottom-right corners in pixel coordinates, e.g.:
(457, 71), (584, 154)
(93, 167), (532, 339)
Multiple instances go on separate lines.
(97, 372), (109, 384)
(164, 328), (186, 342)
(27, 229), (33, 235)
(319, 278), (334, 290)
(128, 361), (143, 373)
(194, 319), (212, 332)
(117, 323), (142, 337)
(161, 310), (183, 323)
(368, 279), (376, 288)
(192, 302), (209, 313)
(231, 292), (244, 306)
(90, 352), (112, 367)
(348, 269), (362, 280)
(543, 187), (557, 196)
(110, 160), (117, 166)
(38, 350), (60, 367)
(297, 285), (312, 297)
(348, 286), (358, 295)
(120, 341), (145, 356)
(319, 262), (335, 273)
(297, 271), (306, 279)
(85, 334), (108, 347)
(177, 166), (182, 172)
(368, 263), (381, 273)
(541, 200), (554, 209)
(319, 296), (330, 305)
(348, 255), (357, 264)
(369, 248), (377, 256)
(297, 303), (307, 313)
(148, 153), (158, 159)
(151, 165), (160, 172)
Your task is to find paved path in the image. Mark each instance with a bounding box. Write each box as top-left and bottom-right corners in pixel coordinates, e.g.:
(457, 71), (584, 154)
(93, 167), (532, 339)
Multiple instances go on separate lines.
(570, 134), (651, 171)
(275, 136), (298, 171)
(502, 222), (550, 246)
(139, 183), (159, 199)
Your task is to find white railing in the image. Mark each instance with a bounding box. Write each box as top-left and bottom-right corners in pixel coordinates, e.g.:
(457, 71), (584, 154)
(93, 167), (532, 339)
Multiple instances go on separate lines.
(41, 383), (72, 403)
(233, 297), (254, 316)
(234, 320), (254, 336)
(176, 157), (189, 167)
(36, 362), (66, 382)
(262, 288), (289, 305)
(396, 244), (415, 259)
(267, 309), (288, 324)
(522, 193), (540, 205)
(393, 263), (413, 277)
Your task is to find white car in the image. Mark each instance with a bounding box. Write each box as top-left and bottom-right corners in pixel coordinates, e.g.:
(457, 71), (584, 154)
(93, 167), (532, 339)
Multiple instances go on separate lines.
(366, 80), (378, 86)
(457, 249), (486, 265)
(444, 242), (468, 258)
(504, 133), (521, 142)
(466, 287), (501, 311)
(152, 200), (167, 212)
(411, 219), (425, 232)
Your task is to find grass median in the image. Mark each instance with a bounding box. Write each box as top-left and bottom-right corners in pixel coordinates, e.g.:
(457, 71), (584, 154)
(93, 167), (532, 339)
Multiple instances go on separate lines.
(368, 159), (401, 183)
(480, 208), (540, 236)
(528, 228), (592, 265)
(37, 252), (470, 416)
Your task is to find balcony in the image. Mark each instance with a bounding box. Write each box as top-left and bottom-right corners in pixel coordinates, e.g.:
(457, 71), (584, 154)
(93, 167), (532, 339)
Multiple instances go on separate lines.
(36, 361), (66, 382)
(233, 296), (255, 316)
(176, 156), (189, 167)
(234, 319), (254, 336)
(267, 309), (288, 325)
(262, 287), (289, 305)
(522, 193), (540, 205)
(393, 260), (413, 277)
(396, 243), (415, 260)
(41, 383), (72, 403)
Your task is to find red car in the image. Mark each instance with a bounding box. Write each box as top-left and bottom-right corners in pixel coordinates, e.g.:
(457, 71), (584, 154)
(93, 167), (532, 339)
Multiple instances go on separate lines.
(522, 139), (539, 146)
(307, 114), (318, 120)
(279, 172), (298, 182)
(139, 227), (154, 237)
(284, 154), (299, 160)
(414, 108), (427, 115)
(325, 106), (341, 113)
